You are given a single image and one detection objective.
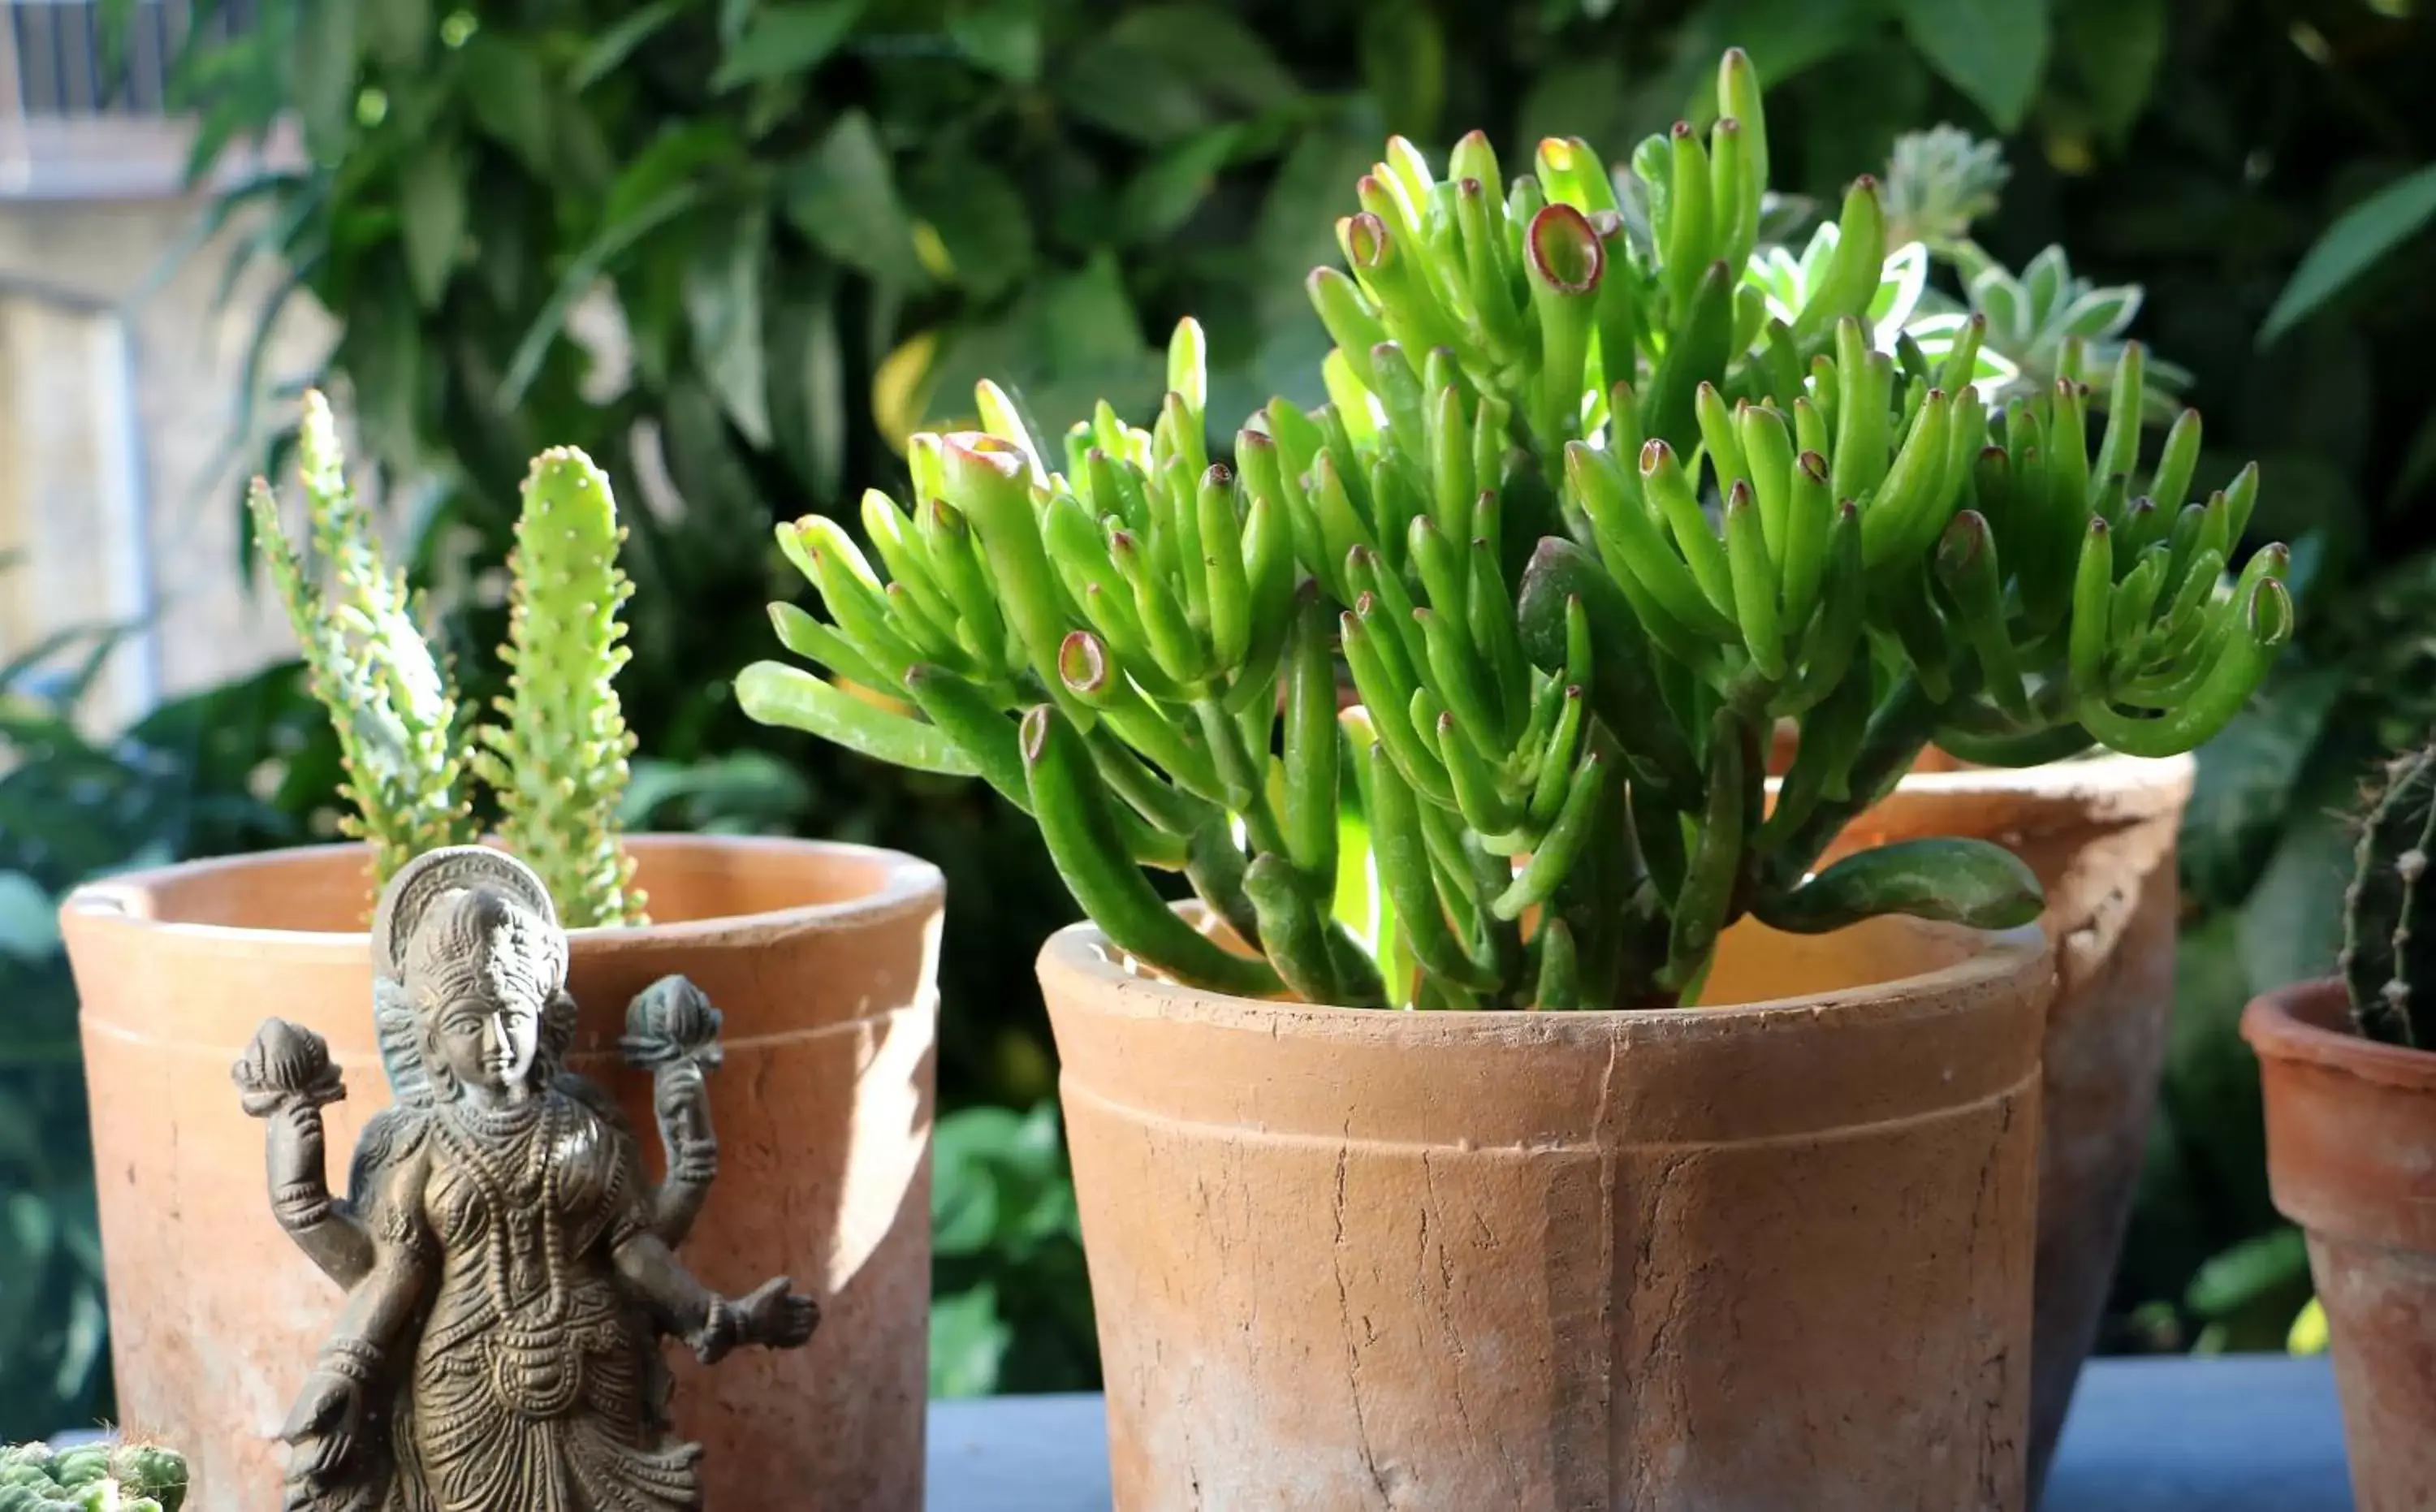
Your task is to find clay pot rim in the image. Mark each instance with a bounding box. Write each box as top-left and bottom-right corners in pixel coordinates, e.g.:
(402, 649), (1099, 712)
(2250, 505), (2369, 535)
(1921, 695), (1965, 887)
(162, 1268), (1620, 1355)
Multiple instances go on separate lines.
(57, 832), (944, 953)
(1764, 748), (2195, 810)
(2243, 975), (2436, 1092)
(1038, 913), (2051, 1042)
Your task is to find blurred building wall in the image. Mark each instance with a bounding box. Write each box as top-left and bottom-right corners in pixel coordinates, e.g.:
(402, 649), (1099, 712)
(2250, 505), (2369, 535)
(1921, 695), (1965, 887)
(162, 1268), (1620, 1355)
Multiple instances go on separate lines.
(0, 0), (330, 733)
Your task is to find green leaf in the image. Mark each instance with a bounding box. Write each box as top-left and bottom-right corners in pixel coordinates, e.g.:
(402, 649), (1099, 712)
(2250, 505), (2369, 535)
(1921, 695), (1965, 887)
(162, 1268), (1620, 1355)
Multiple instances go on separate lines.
(502, 183), (703, 404)
(683, 205), (774, 449)
(1359, 0), (1446, 140)
(573, 0), (687, 91)
(712, 0), (866, 89)
(0, 870), (59, 961)
(2238, 802), (2356, 995)
(1700, 0), (1876, 88)
(362, 0), (434, 71)
(904, 157), (1034, 299)
(1107, 5), (1299, 112)
(2258, 163), (2436, 348)
(462, 36), (557, 179)
(2185, 1226), (2309, 1320)
(767, 271), (848, 500)
(2181, 667), (2343, 906)
(607, 124), (745, 231)
(784, 110), (922, 282)
(1898, 0), (2051, 132)
(1756, 837), (2044, 933)
(291, 0), (362, 161)
(929, 1284), (1012, 1398)
(398, 138), (468, 311)
(1121, 126), (1245, 244)
(948, 0), (1043, 83)
(2059, 0), (2164, 140)
(734, 662), (981, 777)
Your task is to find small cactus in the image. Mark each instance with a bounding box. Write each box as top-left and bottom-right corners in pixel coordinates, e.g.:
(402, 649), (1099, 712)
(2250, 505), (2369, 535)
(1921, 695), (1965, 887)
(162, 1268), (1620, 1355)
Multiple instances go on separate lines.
(2340, 743), (2436, 1046)
(470, 447), (646, 927)
(0, 1439), (188, 1511)
(249, 398), (643, 926)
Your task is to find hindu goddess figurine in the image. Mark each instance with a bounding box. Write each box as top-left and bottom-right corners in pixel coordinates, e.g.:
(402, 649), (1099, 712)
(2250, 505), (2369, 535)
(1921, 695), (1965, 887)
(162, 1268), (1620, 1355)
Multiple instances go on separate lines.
(231, 846), (818, 1511)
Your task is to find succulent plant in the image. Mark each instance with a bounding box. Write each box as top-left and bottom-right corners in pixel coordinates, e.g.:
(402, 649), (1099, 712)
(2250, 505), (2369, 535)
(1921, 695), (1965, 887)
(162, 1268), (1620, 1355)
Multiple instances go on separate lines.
(0, 1440), (188, 1511)
(1878, 125), (2011, 255)
(249, 400), (644, 925)
(249, 392), (473, 882)
(743, 48), (2291, 1012)
(469, 448), (646, 927)
(2339, 741), (2436, 1048)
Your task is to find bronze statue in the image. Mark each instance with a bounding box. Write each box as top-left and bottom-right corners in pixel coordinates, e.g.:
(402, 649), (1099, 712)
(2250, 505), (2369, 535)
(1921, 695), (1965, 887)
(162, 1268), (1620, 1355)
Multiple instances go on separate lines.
(232, 847), (818, 1511)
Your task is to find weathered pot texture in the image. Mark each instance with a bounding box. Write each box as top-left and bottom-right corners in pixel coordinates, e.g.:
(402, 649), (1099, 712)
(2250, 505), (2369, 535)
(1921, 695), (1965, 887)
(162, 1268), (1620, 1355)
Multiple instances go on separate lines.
(1800, 751), (2196, 1498)
(1041, 909), (2054, 1512)
(2246, 978), (2436, 1512)
(62, 834), (941, 1512)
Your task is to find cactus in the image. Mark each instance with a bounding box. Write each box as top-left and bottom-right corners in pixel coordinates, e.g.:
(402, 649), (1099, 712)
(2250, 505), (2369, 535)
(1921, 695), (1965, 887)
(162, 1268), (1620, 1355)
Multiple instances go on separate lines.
(249, 401), (642, 925)
(741, 46), (2291, 1011)
(247, 393), (475, 881)
(2340, 742), (2436, 1047)
(471, 448), (646, 927)
(0, 1439), (188, 1511)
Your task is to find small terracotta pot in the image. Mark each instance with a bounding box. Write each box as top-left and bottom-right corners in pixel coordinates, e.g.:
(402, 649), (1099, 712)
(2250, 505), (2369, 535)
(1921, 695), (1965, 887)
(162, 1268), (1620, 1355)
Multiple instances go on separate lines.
(1796, 751), (2196, 1497)
(1041, 909), (2053, 1511)
(2246, 978), (2436, 1512)
(62, 835), (941, 1512)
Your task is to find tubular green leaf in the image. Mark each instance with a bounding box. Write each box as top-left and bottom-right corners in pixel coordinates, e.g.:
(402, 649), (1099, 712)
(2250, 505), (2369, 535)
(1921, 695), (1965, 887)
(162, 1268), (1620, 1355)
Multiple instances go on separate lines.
(1022, 706), (1285, 998)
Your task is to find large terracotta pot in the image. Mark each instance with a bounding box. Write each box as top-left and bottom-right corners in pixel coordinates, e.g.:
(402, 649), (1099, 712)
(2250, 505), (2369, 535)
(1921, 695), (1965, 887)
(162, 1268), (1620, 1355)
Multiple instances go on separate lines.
(2246, 978), (2436, 1512)
(1041, 909), (2054, 1511)
(1803, 752), (2196, 1498)
(62, 835), (941, 1512)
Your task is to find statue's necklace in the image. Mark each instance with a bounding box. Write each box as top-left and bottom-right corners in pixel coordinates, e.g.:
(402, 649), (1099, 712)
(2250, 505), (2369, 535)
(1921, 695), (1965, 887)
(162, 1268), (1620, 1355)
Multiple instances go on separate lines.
(450, 1095), (570, 1328)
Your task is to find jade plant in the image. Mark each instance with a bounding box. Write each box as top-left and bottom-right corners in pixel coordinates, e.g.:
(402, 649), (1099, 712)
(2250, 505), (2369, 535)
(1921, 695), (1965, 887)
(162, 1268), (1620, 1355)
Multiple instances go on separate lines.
(0, 1440), (188, 1510)
(2339, 741), (2436, 1048)
(743, 48), (2291, 1011)
(250, 393), (645, 925)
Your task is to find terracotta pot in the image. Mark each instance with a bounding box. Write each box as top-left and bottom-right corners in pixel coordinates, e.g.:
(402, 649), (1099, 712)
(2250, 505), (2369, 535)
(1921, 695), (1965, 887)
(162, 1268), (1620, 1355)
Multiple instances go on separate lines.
(2246, 978), (2436, 1512)
(1799, 752), (2196, 1499)
(1041, 909), (2053, 1511)
(62, 835), (941, 1512)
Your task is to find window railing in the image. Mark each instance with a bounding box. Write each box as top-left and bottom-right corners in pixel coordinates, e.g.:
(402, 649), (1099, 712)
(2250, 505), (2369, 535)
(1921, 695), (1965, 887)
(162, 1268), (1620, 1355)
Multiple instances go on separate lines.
(0, 0), (280, 198)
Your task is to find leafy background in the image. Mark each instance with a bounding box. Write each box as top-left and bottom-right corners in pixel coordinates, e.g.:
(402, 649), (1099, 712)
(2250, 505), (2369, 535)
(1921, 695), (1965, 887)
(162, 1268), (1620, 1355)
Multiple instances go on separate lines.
(5, 0), (2435, 1433)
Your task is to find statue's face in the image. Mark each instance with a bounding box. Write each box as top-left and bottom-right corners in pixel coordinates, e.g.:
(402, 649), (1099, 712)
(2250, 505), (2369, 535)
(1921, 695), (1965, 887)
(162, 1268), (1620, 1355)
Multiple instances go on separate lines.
(432, 983), (542, 1095)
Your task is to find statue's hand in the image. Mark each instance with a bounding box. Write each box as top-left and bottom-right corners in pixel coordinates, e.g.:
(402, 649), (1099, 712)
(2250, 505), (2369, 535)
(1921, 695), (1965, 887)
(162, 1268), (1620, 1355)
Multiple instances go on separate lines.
(735, 1275), (821, 1351)
(279, 1367), (366, 1484)
(235, 1019), (345, 1119)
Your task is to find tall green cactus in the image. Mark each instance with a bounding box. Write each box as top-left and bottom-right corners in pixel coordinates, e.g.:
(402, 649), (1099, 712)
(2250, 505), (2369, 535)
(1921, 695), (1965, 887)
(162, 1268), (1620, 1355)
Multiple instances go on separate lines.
(472, 448), (646, 927)
(246, 392), (474, 881)
(742, 46), (2292, 1011)
(0, 1440), (188, 1511)
(249, 400), (642, 925)
(2340, 743), (2436, 1047)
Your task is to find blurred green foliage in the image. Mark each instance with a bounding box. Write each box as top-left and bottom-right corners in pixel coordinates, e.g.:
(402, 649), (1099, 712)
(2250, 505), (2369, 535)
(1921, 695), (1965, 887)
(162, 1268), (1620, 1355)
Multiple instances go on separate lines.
(6, 0), (2436, 1433)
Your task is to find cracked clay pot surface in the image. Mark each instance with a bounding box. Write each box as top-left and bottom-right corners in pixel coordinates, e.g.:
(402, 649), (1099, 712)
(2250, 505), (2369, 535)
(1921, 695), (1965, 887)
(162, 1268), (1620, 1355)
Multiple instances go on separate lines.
(1039, 909), (2054, 1512)
(1801, 751), (2195, 1499)
(63, 835), (940, 1512)
(2248, 978), (2436, 1512)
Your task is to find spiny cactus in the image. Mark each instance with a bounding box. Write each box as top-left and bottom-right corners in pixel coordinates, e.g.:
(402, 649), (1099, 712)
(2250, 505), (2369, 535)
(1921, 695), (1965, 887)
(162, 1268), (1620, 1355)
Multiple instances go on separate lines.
(0, 1440), (188, 1511)
(2340, 743), (2436, 1047)
(249, 398), (642, 925)
(742, 47), (2291, 1012)
(471, 448), (646, 927)
(246, 392), (474, 881)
